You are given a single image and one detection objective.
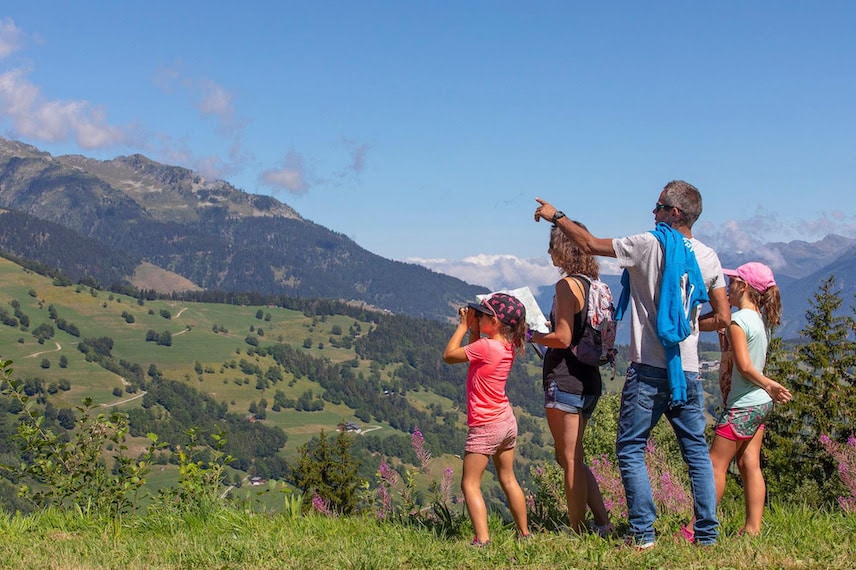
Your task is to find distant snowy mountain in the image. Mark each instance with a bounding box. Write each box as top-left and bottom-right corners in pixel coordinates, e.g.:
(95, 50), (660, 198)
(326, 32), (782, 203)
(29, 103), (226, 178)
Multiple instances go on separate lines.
(416, 235), (855, 341)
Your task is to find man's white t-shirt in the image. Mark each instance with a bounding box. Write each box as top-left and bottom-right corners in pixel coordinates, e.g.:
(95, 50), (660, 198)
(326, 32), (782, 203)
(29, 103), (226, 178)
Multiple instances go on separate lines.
(612, 232), (725, 372)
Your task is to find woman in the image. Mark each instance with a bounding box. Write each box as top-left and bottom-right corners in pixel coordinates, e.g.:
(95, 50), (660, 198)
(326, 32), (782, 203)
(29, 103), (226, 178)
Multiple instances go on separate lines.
(529, 222), (613, 535)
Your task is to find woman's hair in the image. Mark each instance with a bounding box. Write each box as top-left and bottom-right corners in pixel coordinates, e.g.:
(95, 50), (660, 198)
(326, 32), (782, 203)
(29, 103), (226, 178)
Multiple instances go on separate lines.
(549, 222), (599, 279)
(746, 284), (782, 328)
(495, 317), (528, 356)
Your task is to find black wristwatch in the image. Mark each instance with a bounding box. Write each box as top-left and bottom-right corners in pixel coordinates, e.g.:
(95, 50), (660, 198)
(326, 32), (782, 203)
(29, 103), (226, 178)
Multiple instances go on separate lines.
(552, 211), (566, 224)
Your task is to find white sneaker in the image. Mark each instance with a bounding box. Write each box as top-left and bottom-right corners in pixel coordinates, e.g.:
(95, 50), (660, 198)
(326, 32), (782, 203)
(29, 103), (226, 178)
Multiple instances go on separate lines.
(621, 536), (655, 550)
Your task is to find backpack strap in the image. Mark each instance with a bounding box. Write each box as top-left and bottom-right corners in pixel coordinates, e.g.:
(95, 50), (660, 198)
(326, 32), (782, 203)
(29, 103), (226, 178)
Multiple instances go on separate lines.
(569, 275), (590, 348)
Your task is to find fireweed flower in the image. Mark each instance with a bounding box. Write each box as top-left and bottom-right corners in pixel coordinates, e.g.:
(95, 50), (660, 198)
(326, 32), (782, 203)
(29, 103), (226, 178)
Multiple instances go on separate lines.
(590, 454), (627, 519)
(378, 461), (399, 486)
(376, 484), (392, 519)
(412, 427), (432, 472)
(440, 466), (453, 503)
(646, 440), (692, 516)
(312, 492), (334, 517)
(820, 433), (856, 513)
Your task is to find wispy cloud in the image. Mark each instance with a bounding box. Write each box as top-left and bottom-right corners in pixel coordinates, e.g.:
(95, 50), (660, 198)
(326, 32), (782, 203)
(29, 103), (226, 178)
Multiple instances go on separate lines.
(154, 64), (250, 180)
(339, 137), (369, 176)
(796, 210), (856, 238)
(0, 17), (24, 59)
(0, 26), (129, 151)
(695, 209), (856, 269)
(260, 150), (310, 194)
(406, 253), (559, 293)
(0, 68), (128, 148)
(0, 19), (129, 149)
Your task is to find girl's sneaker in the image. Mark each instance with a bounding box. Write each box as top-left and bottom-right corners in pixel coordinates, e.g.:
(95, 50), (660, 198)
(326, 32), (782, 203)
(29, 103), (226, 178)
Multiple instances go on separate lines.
(470, 538), (490, 548)
(621, 536), (655, 550)
(588, 521), (615, 538)
(676, 524), (695, 543)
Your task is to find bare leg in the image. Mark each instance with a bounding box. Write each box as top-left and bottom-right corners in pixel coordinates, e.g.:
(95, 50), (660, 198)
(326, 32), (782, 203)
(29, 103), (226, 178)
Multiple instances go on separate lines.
(546, 408), (588, 533)
(709, 434), (741, 505)
(461, 452), (491, 543)
(585, 465), (611, 527)
(688, 433), (740, 532)
(493, 446), (530, 537)
(735, 427), (766, 535)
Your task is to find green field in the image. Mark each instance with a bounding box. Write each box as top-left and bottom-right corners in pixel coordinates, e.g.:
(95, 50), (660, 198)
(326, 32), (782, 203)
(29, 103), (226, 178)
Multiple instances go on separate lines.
(0, 257), (404, 465)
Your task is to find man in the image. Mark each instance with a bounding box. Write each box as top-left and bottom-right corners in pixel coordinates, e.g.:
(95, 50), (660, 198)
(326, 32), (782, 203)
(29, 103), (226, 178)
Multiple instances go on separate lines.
(534, 180), (730, 548)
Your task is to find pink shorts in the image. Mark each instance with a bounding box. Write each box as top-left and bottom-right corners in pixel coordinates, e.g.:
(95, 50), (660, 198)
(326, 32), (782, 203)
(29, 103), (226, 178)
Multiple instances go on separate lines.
(465, 407), (517, 455)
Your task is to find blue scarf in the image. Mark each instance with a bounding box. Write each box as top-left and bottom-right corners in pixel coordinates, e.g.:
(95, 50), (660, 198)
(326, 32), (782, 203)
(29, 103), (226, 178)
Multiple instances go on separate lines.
(614, 223), (709, 407)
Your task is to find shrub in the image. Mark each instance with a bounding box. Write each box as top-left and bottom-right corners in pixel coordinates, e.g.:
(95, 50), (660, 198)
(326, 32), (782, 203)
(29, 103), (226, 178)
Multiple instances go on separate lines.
(1, 358), (161, 516)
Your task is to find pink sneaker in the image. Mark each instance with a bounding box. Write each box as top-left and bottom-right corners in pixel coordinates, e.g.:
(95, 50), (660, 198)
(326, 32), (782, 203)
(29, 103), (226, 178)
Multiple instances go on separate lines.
(677, 524), (695, 543)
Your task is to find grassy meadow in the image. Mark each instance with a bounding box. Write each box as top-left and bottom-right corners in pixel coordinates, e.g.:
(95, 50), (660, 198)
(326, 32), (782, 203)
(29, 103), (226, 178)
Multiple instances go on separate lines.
(0, 257), (484, 501)
(0, 502), (852, 569)
(0, 257), (404, 430)
(3, 257), (854, 568)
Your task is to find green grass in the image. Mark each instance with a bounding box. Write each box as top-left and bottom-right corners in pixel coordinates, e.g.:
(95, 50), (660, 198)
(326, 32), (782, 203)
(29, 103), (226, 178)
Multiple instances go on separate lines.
(0, 503), (852, 569)
(0, 258), (394, 461)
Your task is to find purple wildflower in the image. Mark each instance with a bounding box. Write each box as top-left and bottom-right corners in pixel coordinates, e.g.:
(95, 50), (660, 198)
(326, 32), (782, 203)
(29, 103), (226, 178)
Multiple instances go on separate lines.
(376, 484), (392, 519)
(378, 461), (399, 486)
(819, 433), (856, 514)
(440, 466), (454, 503)
(412, 427), (432, 472)
(312, 492), (334, 517)
(590, 454), (627, 519)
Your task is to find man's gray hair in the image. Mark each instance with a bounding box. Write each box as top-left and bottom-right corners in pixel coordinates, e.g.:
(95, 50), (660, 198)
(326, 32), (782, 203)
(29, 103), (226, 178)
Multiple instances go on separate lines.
(662, 180), (702, 227)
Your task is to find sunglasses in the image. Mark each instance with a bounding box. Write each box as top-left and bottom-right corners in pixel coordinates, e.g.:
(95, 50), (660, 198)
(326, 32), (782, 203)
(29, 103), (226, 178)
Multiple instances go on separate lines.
(654, 203), (675, 211)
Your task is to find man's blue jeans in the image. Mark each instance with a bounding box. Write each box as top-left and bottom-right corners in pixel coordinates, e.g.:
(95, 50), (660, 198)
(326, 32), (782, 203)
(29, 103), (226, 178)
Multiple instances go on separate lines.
(616, 362), (718, 545)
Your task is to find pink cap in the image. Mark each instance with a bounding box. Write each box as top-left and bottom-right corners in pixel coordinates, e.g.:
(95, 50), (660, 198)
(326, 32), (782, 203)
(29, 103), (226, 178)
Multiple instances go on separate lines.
(722, 262), (776, 293)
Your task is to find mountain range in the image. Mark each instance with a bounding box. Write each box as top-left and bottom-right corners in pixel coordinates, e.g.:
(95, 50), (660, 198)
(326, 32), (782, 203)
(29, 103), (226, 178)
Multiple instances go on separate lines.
(527, 234), (855, 342)
(0, 137), (487, 320)
(1, 136), (853, 338)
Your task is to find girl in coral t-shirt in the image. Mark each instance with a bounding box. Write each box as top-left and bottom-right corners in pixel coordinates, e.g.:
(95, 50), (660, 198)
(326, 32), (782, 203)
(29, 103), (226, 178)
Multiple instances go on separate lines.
(443, 293), (530, 546)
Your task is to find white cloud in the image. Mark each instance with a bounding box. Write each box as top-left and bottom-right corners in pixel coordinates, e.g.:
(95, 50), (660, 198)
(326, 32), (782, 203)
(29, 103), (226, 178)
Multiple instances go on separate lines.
(260, 151), (310, 194)
(0, 67), (126, 148)
(0, 18), (24, 60)
(695, 209), (856, 269)
(0, 19), (127, 149)
(153, 66), (250, 180)
(406, 252), (625, 293)
(405, 253), (556, 292)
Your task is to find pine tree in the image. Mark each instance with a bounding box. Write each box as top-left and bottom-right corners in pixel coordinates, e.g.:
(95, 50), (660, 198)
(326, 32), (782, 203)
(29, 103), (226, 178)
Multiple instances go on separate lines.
(765, 276), (856, 506)
(290, 430), (364, 514)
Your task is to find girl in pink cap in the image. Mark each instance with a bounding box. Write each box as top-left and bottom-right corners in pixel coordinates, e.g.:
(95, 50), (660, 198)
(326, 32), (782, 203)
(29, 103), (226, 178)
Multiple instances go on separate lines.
(443, 293), (530, 546)
(685, 262), (793, 540)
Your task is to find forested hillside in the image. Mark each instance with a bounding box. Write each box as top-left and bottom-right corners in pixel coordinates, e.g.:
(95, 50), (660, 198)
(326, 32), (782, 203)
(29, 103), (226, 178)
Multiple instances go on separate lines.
(0, 137), (488, 319)
(0, 255), (551, 512)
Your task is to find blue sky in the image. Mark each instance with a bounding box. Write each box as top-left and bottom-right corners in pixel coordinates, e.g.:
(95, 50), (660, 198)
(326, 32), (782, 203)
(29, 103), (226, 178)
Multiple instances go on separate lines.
(1, 2), (854, 291)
